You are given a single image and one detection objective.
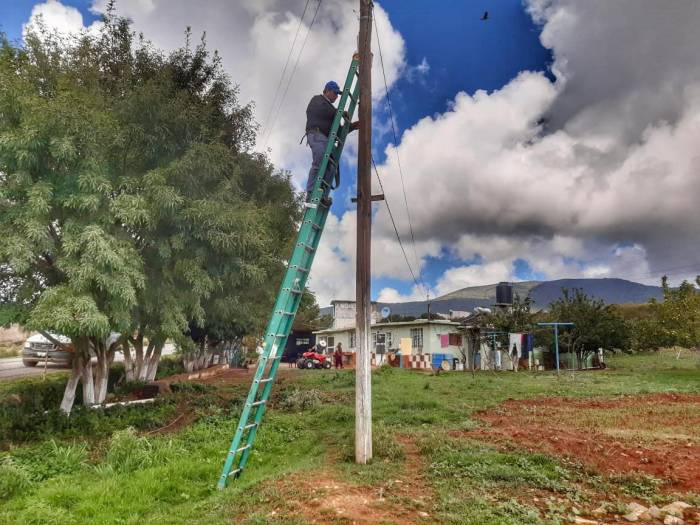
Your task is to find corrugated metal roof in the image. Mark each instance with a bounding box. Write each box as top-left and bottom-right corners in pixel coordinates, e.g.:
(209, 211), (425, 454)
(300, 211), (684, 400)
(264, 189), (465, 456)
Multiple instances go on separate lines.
(313, 318), (460, 334)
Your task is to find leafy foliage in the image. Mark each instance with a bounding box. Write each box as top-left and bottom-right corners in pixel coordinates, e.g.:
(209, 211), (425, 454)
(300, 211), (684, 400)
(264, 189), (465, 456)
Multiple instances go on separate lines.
(546, 288), (629, 364)
(0, 12), (299, 409)
(629, 276), (700, 350)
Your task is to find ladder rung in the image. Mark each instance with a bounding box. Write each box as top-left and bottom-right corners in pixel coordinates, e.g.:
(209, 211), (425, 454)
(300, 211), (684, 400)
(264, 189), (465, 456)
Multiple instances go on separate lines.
(325, 154), (337, 166)
(304, 220), (322, 231)
(257, 378), (274, 384)
(278, 310), (294, 316)
(229, 445), (250, 455)
(292, 265), (310, 273)
(249, 400), (267, 407)
(241, 423), (258, 431)
(228, 468), (242, 478)
(290, 288), (303, 295)
(297, 243), (314, 252)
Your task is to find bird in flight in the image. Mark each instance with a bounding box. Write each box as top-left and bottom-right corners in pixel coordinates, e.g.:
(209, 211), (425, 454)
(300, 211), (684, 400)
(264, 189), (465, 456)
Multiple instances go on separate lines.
(481, 11), (489, 20)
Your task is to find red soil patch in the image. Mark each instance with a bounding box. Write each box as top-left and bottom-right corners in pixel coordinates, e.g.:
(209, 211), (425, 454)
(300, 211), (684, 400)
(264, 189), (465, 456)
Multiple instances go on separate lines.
(253, 437), (435, 524)
(465, 393), (700, 493)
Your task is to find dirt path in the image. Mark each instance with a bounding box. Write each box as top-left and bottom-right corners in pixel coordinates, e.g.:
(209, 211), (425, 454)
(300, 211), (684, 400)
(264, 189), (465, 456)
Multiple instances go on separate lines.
(243, 435), (436, 524)
(464, 393), (700, 493)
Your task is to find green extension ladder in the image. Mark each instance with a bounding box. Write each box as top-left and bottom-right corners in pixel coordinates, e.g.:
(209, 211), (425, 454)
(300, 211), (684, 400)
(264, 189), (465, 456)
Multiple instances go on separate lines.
(217, 55), (360, 489)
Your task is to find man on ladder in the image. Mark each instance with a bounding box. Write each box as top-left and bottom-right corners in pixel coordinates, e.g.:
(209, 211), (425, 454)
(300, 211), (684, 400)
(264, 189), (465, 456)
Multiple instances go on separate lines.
(304, 80), (359, 207)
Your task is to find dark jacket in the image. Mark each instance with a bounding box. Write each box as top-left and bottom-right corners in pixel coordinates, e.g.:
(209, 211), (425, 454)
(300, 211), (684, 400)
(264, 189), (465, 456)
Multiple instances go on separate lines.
(305, 94), (337, 137)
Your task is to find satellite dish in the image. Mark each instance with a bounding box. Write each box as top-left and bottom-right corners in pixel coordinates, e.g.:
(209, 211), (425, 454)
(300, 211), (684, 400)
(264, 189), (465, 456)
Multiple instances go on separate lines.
(318, 340), (327, 348)
(381, 306), (391, 318)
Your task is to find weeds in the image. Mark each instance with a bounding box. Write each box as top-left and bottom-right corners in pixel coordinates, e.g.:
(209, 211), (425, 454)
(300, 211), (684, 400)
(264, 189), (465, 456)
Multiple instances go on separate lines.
(0, 457), (32, 500)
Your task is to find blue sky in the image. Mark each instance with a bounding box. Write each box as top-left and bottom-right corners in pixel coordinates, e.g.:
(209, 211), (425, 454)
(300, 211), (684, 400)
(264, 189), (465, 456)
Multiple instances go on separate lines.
(5, 1), (700, 306)
(345, 0), (553, 299)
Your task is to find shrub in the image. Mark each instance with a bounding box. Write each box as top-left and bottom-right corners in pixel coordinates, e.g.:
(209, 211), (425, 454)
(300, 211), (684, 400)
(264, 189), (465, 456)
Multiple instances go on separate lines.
(0, 457), (32, 500)
(276, 388), (327, 411)
(105, 427), (154, 473)
(7, 440), (88, 482)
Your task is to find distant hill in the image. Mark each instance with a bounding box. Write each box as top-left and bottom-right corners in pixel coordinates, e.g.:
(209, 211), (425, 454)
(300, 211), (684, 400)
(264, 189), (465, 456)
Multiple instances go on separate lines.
(365, 278), (664, 318)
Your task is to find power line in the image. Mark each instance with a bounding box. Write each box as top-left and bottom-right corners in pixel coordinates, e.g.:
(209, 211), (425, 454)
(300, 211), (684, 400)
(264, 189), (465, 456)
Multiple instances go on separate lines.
(262, 0), (323, 149)
(259, 0), (313, 141)
(373, 17), (427, 299)
(371, 156), (422, 293)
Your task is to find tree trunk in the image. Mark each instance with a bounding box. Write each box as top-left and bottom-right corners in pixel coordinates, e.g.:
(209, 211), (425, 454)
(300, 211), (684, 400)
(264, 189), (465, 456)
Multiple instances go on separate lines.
(82, 354), (95, 406)
(60, 354), (82, 414)
(145, 343), (163, 381)
(138, 340), (155, 380)
(93, 340), (113, 404)
(134, 334), (145, 380)
(122, 339), (134, 381)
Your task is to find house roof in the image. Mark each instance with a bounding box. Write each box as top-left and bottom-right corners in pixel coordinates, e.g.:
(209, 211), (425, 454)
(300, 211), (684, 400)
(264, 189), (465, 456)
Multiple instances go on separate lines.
(313, 319), (460, 334)
(330, 299), (379, 305)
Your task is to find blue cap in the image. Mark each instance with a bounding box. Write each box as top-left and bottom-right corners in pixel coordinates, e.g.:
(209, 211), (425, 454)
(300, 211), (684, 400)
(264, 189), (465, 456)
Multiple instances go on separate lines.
(324, 80), (342, 94)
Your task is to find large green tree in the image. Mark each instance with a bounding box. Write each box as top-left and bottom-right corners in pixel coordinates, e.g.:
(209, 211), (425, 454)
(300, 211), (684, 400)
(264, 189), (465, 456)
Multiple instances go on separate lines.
(0, 15), (298, 411)
(547, 288), (629, 368)
(629, 276), (700, 351)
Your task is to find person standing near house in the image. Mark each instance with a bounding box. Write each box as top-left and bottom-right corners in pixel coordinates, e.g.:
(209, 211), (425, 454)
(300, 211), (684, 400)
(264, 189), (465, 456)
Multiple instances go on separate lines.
(304, 81), (359, 206)
(333, 342), (344, 369)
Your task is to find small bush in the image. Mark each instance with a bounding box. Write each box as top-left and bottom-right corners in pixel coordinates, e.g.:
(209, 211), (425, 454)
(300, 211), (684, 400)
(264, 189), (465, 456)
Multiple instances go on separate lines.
(105, 427), (154, 472)
(0, 457), (32, 500)
(7, 440), (88, 482)
(276, 388), (328, 411)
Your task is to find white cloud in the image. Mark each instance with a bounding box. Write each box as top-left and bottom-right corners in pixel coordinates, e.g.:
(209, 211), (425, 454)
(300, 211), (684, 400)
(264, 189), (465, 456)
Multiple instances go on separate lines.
(405, 57), (430, 83)
(23, 0), (86, 38)
(434, 261), (516, 297)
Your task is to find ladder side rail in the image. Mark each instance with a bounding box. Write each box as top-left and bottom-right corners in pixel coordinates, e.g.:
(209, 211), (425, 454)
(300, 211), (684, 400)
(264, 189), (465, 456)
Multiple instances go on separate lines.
(233, 254), (313, 476)
(218, 56), (360, 488)
(234, 341), (286, 474)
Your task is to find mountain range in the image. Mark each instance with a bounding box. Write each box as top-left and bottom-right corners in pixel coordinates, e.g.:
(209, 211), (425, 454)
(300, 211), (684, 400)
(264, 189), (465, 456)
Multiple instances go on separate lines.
(371, 278), (664, 317)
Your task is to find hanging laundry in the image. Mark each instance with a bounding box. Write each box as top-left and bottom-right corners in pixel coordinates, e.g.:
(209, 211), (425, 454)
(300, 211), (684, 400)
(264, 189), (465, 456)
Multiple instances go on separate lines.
(508, 333), (522, 358)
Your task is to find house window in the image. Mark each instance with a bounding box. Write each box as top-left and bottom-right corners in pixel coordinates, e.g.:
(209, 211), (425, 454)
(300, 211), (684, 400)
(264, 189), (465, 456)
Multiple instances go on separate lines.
(385, 332), (392, 349)
(296, 337), (309, 346)
(375, 333), (386, 354)
(349, 330), (356, 348)
(448, 333), (462, 346)
(410, 328), (423, 349)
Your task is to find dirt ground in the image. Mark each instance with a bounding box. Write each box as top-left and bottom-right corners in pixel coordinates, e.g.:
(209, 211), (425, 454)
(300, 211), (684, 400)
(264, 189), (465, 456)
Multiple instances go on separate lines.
(243, 437), (436, 525)
(466, 393), (700, 493)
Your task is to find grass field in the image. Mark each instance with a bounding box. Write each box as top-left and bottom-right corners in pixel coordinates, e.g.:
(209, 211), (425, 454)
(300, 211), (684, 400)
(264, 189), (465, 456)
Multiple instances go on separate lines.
(0, 350), (698, 524)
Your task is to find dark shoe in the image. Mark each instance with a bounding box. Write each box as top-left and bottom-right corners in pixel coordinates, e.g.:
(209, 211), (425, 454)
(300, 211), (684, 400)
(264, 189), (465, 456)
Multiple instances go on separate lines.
(320, 196), (333, 208)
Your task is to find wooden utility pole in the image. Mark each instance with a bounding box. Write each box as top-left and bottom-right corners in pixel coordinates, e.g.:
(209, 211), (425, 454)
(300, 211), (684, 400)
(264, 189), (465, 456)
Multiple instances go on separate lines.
(355, 0), (373, 465)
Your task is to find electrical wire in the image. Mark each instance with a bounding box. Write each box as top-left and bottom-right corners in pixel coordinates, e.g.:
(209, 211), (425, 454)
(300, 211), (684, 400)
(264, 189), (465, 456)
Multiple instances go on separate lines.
(371, 156), (422, 293)
(259, 0), (313, 141)
(373, 13), (429, 300)
(262, 0), (323, 149)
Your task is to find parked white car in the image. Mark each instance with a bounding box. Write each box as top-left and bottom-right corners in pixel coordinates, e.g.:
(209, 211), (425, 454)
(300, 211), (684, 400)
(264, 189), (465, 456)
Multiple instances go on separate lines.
(22, 333), (73, 368)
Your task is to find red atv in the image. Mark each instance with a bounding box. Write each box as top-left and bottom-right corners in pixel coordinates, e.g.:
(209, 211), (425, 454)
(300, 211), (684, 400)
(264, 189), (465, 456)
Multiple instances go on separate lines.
(296, 350), (332, 369)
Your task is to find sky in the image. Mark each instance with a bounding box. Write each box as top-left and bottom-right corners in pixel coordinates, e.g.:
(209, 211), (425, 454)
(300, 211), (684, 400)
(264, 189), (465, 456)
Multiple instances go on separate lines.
(3, 0), (700, 307)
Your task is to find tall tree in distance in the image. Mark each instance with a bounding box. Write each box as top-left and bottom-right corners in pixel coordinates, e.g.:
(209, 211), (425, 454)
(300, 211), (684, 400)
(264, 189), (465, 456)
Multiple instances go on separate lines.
(547, 288), (629, 368)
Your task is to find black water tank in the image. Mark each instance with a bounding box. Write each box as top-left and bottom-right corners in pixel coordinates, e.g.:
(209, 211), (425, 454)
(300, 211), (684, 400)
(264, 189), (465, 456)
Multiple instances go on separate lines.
(496, 282), (513, 305)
